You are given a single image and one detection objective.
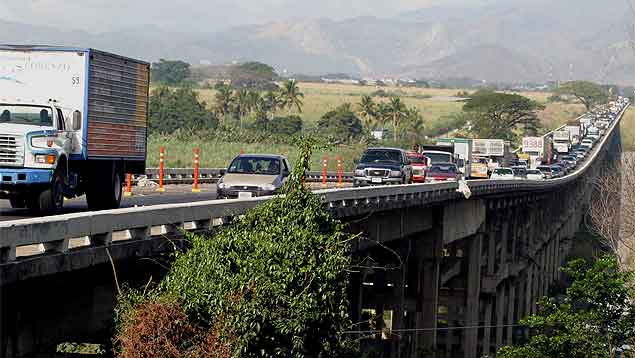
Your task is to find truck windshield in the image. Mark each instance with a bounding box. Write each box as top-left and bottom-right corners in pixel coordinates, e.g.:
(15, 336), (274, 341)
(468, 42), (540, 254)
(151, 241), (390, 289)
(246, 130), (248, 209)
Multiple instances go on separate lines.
(428, 165), (457, 175)
(407, 155), (426, 164)
(424, 152), (452, 164)
(361, 150), (401, 164)
(0, 105), (53, 127)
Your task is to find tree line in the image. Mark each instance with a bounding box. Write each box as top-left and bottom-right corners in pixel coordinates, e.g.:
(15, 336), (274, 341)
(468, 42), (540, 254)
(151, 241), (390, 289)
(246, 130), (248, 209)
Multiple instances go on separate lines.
(148, 58), (611, 147)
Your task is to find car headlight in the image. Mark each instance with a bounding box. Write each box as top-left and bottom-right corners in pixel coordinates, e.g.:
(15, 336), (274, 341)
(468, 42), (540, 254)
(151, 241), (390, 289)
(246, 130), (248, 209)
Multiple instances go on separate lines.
(354, 169), (365, 176)
(262, 184), (276, 191)
(31, 136), (57, 149)
(390, 170), (401, 177)
(217, 181), (227, 189)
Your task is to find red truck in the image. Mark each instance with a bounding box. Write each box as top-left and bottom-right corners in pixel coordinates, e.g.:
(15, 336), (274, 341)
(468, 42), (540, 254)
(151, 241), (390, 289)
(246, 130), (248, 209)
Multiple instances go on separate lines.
(406, 151), (430, 183)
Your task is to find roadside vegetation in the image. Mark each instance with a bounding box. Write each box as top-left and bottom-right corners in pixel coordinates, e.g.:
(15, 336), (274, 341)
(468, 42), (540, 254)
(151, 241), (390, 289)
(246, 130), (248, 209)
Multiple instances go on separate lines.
(498, 256), (635, 358)
(114, 138), (358, 357)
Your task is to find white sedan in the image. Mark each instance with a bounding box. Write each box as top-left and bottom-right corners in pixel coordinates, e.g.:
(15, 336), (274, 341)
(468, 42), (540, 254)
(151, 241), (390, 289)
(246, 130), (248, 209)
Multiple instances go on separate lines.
(526, 169), (545, 180)
(490, 167), (515, 180)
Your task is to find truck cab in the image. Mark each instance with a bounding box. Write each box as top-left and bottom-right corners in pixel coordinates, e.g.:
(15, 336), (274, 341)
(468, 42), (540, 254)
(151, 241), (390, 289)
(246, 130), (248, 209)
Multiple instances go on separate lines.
(0, 102), (82, 210)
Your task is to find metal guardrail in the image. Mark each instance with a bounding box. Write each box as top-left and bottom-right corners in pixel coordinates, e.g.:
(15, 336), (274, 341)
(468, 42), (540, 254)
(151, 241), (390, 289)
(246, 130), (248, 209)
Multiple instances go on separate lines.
(137, 169), (354, 184)
(0, 105), (627, 264)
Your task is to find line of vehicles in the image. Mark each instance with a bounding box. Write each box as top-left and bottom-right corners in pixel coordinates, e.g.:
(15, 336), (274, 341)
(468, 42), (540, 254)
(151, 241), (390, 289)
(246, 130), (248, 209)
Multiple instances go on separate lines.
(352, 98), (628, 186)
(199, 94), (629, 197)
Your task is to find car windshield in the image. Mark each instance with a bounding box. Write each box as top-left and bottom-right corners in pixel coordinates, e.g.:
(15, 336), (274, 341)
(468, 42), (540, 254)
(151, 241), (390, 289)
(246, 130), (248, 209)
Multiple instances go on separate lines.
(0, 105), (53, 127)
(407, 155), (426, 164)
(551, 167), (562, 172)
(512, 169), (525, 175)
(227, 157), (281, 175)
(361, 150), (401, 164)
(427, 165), (456, 175)
(537, 167), (552, 173)
(494, 168), (513, 175)
(424, 152), (453, 163)
(527, 170), (541, 175)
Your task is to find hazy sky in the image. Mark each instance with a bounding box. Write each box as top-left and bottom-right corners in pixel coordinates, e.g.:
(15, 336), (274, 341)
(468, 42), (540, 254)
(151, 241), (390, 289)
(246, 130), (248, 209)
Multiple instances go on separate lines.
(0, 0), (484, 33)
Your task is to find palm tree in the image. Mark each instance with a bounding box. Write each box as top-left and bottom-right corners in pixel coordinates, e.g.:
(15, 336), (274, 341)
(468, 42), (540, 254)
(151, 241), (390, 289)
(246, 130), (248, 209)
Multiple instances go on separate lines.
(376, 102), (390, 132)
(404, 107), (425, 144)
(232, 89), (250, 128)
(215, 85), (234, 121)
(279, 80), (304, 114)
(263, 91), (282, 119)
(246, 91), (261, 115)
(387, 97), (407, 141)
(358, 95), (376, 129)
(254, 97), (270, 130)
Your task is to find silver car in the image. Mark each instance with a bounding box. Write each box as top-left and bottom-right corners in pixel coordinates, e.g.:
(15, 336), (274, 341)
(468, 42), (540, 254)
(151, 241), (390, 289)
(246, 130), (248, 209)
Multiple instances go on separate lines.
(217, 154), (291, 199)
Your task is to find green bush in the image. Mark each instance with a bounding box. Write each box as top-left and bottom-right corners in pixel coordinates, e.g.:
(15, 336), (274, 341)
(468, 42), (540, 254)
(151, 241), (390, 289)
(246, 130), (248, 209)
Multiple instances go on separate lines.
(318, 104), (363, 143)
(547, 94), (565, 103)
(149, 87), (218, 134)
(150, 59), (191, 85)
(269, 115), (303, 136)
(115, 138), (357, 357)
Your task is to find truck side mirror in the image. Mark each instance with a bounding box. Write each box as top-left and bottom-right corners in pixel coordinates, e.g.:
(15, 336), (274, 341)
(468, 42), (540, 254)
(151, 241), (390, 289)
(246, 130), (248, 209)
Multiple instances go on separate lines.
(72, 111), (82, 130)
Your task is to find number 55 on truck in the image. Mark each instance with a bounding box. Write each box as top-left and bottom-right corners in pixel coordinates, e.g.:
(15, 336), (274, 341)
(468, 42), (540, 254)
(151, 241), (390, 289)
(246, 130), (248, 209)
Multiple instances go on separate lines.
(0, 45), (149, 212)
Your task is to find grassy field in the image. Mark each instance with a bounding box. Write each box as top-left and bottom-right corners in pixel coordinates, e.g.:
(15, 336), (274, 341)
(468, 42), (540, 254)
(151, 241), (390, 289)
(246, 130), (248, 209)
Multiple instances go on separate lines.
(147, 135), (366, 171)
(196, 84), (467, 128)
(149, 82), (605, 170)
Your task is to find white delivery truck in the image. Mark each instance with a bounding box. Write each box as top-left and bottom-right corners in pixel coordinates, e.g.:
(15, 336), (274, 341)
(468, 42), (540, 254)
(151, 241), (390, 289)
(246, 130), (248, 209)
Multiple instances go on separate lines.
(565, 125), (581, 145)
(436, 138), (472, 179)
(0, 45), (149, 211)
(522, 136), (544, 168)
(472, 139), (509, 174)
(552, 130), (571, 154)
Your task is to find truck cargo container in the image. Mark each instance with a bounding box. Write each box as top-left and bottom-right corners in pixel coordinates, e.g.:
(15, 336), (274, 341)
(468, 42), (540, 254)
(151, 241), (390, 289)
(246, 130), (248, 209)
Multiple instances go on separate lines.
(0, 45), (149, 211)
(552, 130), (571, 154)
(472, 139), (512, 173)
(565, 125), (581, 145)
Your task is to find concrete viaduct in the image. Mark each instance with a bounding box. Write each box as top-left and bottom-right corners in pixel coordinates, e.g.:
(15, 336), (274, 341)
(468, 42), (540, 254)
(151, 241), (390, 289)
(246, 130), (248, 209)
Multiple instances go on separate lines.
(0, 106), (626, 357)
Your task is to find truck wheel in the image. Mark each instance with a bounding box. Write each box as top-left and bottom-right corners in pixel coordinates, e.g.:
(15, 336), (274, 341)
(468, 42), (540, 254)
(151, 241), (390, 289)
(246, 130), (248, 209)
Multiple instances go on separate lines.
(9, 195), (26, 209)
(86, 166), (123, 211)
(27, 172), (64, 213)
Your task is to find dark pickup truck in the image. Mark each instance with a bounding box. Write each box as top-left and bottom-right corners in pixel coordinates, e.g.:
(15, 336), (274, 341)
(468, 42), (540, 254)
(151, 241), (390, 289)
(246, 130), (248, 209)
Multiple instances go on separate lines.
(353, 147), (413, 187)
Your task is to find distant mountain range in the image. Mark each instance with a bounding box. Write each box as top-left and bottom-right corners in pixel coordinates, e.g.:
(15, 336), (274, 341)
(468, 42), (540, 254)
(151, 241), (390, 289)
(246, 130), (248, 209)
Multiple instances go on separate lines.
(2, 0), (635, 84)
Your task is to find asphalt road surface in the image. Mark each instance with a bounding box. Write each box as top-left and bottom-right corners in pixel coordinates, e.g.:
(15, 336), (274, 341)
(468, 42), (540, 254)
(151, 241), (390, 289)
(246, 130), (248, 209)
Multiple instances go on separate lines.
(0, 184), (220, 222)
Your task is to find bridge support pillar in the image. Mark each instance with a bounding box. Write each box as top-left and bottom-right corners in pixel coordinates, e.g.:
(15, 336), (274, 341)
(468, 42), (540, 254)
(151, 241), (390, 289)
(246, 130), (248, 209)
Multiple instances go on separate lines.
(506, 281), (516, 345)
(525, 263), (535, 315)
(495, 284), (506, 350)
(413, 227), (443, 357)
(464, 232), (483, 358)
(482, 296), (493, 357)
